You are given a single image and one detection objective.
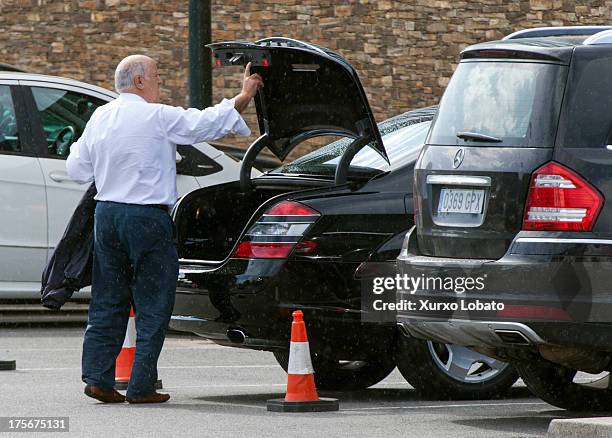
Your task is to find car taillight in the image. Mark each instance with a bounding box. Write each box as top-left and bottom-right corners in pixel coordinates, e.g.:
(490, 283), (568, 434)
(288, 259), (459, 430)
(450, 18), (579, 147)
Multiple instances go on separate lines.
(522, 162), (604, 231)
(231, 201), (320, 259)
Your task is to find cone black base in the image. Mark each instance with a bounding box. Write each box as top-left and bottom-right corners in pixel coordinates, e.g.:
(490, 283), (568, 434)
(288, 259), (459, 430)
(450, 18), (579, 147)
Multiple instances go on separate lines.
(0, 360), (16, 371)
(114, 379), (162, 391)
(266, 397), (339, 412)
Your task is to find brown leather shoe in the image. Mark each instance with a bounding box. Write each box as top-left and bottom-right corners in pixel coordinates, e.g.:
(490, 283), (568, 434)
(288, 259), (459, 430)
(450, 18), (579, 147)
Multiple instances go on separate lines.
(84, 384), (126, 403)
(126, 392), (170, 404)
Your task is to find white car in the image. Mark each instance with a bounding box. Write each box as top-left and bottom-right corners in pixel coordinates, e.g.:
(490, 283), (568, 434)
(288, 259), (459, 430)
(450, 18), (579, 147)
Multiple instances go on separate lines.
(0, 71), (254, 303)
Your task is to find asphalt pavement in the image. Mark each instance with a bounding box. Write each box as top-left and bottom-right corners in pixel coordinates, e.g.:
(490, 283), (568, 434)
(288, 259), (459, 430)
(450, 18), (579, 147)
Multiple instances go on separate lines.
(0, 325), (602, 438)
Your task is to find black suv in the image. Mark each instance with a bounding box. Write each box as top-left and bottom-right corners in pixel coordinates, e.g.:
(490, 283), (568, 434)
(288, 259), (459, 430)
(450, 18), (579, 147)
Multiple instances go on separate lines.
(395, 26), (612, 410)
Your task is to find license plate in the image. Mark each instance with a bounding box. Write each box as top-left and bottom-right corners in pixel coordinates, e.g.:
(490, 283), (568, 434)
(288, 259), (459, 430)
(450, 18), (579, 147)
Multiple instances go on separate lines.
(438, 188), (485, 214)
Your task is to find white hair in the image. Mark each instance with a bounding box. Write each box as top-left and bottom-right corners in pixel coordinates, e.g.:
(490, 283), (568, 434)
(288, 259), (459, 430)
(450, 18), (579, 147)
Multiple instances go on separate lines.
(114, 55), (151, 93)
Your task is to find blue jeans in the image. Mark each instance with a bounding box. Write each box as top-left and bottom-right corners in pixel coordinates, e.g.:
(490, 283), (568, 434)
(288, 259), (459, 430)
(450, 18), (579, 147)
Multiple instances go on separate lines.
(82, 201), (178, 398)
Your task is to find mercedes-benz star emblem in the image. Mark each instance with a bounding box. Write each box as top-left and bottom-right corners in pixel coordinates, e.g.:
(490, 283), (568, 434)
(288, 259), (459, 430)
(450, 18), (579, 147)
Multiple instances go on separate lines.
(453, 148), (465, 169)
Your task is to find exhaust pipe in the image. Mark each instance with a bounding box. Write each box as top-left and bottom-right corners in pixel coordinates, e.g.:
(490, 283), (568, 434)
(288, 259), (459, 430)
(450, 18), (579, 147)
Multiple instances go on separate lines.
(397, 323), (412, 338)
(226, 328), (246, 344)
(494, 329), (531, 345)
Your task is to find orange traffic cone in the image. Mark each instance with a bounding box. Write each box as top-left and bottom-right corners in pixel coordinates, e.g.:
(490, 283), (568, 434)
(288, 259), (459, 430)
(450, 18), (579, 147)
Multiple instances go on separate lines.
(267, 310), (339, 412)
(114, 306), (162, 390)
(114, 307), (136, 390)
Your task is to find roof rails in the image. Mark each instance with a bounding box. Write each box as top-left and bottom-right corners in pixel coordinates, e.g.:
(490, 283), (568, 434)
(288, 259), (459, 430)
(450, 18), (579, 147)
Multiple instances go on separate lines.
(503, 26), (612, 40)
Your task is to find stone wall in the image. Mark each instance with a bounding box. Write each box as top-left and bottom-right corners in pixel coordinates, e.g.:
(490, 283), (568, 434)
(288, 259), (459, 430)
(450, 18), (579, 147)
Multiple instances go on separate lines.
(1, 0), (610, 149)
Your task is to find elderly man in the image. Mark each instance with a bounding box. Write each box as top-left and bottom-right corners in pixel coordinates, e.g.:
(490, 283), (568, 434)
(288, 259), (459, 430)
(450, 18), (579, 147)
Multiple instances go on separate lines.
(67, 55), (262, 404)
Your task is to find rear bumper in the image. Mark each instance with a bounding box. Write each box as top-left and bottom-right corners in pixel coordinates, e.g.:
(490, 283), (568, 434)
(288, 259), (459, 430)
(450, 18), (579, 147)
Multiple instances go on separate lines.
(170, 258), (395, 355)
(395, 227), (612, 352)
(170, 258), (289, 349)
(398, 319), (544, 348)
(398, 319), (612, 351)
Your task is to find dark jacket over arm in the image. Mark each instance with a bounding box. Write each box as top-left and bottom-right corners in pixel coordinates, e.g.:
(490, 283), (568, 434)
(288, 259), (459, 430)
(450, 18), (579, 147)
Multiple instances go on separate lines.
(41, 183), (96, 310)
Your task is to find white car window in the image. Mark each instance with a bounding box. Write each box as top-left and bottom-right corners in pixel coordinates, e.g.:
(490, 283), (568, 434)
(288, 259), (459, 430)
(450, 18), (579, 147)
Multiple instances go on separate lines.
(31, 87), (105, 158)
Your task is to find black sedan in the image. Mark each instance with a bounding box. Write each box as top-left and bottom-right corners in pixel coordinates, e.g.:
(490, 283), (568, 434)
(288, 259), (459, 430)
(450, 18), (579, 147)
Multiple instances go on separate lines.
(170, 38), (517, 396)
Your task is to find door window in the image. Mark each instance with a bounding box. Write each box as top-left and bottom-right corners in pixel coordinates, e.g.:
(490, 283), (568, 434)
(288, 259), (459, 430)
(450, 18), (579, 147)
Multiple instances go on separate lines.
(31, 87), (105, 158)
(176, 144), (223, 177)
(0, 85), (21, 153)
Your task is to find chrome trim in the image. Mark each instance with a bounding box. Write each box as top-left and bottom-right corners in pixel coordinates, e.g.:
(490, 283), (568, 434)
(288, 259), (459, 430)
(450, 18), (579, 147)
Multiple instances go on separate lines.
(322, 231), (390, 236)
(225, 240), (297, 244)
(291, 64), (320, 72)
(171, 315), (207, 322)
(494, 330), (532, 345)
(515, 237), (612, 245)
(453, 148), (465, 169)
(396, 254), (492, 267)
(179, 258), (222, 266)
(179, 266), (216, 274)
(255, 220), (315, 224)
(426, 175), (492, 187)
(397, 319), (546, 349)
(253, 218), (315, 225)
(261, 214), (319, 218)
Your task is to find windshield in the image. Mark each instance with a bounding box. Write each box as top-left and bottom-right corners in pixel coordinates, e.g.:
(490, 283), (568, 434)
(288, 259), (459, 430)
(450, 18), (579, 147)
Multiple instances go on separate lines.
(429, 60), (567, 147)
(271, 117), (431, 177)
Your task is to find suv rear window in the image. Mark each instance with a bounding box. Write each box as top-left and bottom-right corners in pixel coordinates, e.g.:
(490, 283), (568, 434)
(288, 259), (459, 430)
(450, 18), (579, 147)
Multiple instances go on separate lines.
(429, 60), (567, 147)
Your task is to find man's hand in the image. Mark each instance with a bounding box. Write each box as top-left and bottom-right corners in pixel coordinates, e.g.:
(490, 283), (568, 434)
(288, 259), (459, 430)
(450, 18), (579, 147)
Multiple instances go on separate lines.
(234, 62), (263, 114)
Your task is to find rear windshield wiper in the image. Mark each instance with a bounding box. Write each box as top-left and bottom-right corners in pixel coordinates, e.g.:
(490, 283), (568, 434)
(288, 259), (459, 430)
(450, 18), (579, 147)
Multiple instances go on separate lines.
(457, 131), (502, 143)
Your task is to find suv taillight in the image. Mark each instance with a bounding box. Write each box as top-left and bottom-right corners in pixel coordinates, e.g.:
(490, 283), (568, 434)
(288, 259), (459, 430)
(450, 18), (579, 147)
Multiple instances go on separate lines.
(522, 162), (604, 231)
(231, 201), (320, 259)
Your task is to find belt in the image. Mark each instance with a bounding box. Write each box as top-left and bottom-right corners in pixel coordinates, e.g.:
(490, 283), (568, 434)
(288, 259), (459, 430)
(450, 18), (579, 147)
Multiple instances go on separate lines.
(144, 204), (170, 213)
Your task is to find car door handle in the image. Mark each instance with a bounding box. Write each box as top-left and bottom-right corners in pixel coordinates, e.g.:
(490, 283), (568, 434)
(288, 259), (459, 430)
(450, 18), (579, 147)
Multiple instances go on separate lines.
(49, 171), (75, 183)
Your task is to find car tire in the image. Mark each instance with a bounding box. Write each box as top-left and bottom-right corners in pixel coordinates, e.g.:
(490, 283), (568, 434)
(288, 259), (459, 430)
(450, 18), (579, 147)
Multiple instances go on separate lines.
(272, 349), (396, 391)
(515, 359), (612, 411)
(395, 334), (518, 400)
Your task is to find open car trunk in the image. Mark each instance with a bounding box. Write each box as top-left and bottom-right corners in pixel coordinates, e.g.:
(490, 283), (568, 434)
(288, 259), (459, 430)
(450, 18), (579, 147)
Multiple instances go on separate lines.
(173, 38), (388, 263)
(174, 180), (329, 262)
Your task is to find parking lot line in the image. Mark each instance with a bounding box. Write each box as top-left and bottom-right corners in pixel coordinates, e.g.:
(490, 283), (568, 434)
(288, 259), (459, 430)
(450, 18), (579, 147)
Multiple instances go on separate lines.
(343, 401), (548, 412)
(166, 380), (409, 389)
(137, 395), (547, 413)
(161, 365), (278, 369)
(191, 400), (268, 410)
(167, 383), (287, 389)
(16, 364), (279, 371)
(2, 346), (231, 352)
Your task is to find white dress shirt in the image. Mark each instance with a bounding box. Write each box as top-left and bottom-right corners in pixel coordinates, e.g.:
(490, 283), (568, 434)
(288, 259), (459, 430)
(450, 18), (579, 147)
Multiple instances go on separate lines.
(66, 92), (250, 206)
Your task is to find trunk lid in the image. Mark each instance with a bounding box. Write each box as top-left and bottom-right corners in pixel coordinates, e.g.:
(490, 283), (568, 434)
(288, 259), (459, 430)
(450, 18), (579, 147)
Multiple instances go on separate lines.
(208, 38), (386, 162)
(414, 146), (553, 259)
